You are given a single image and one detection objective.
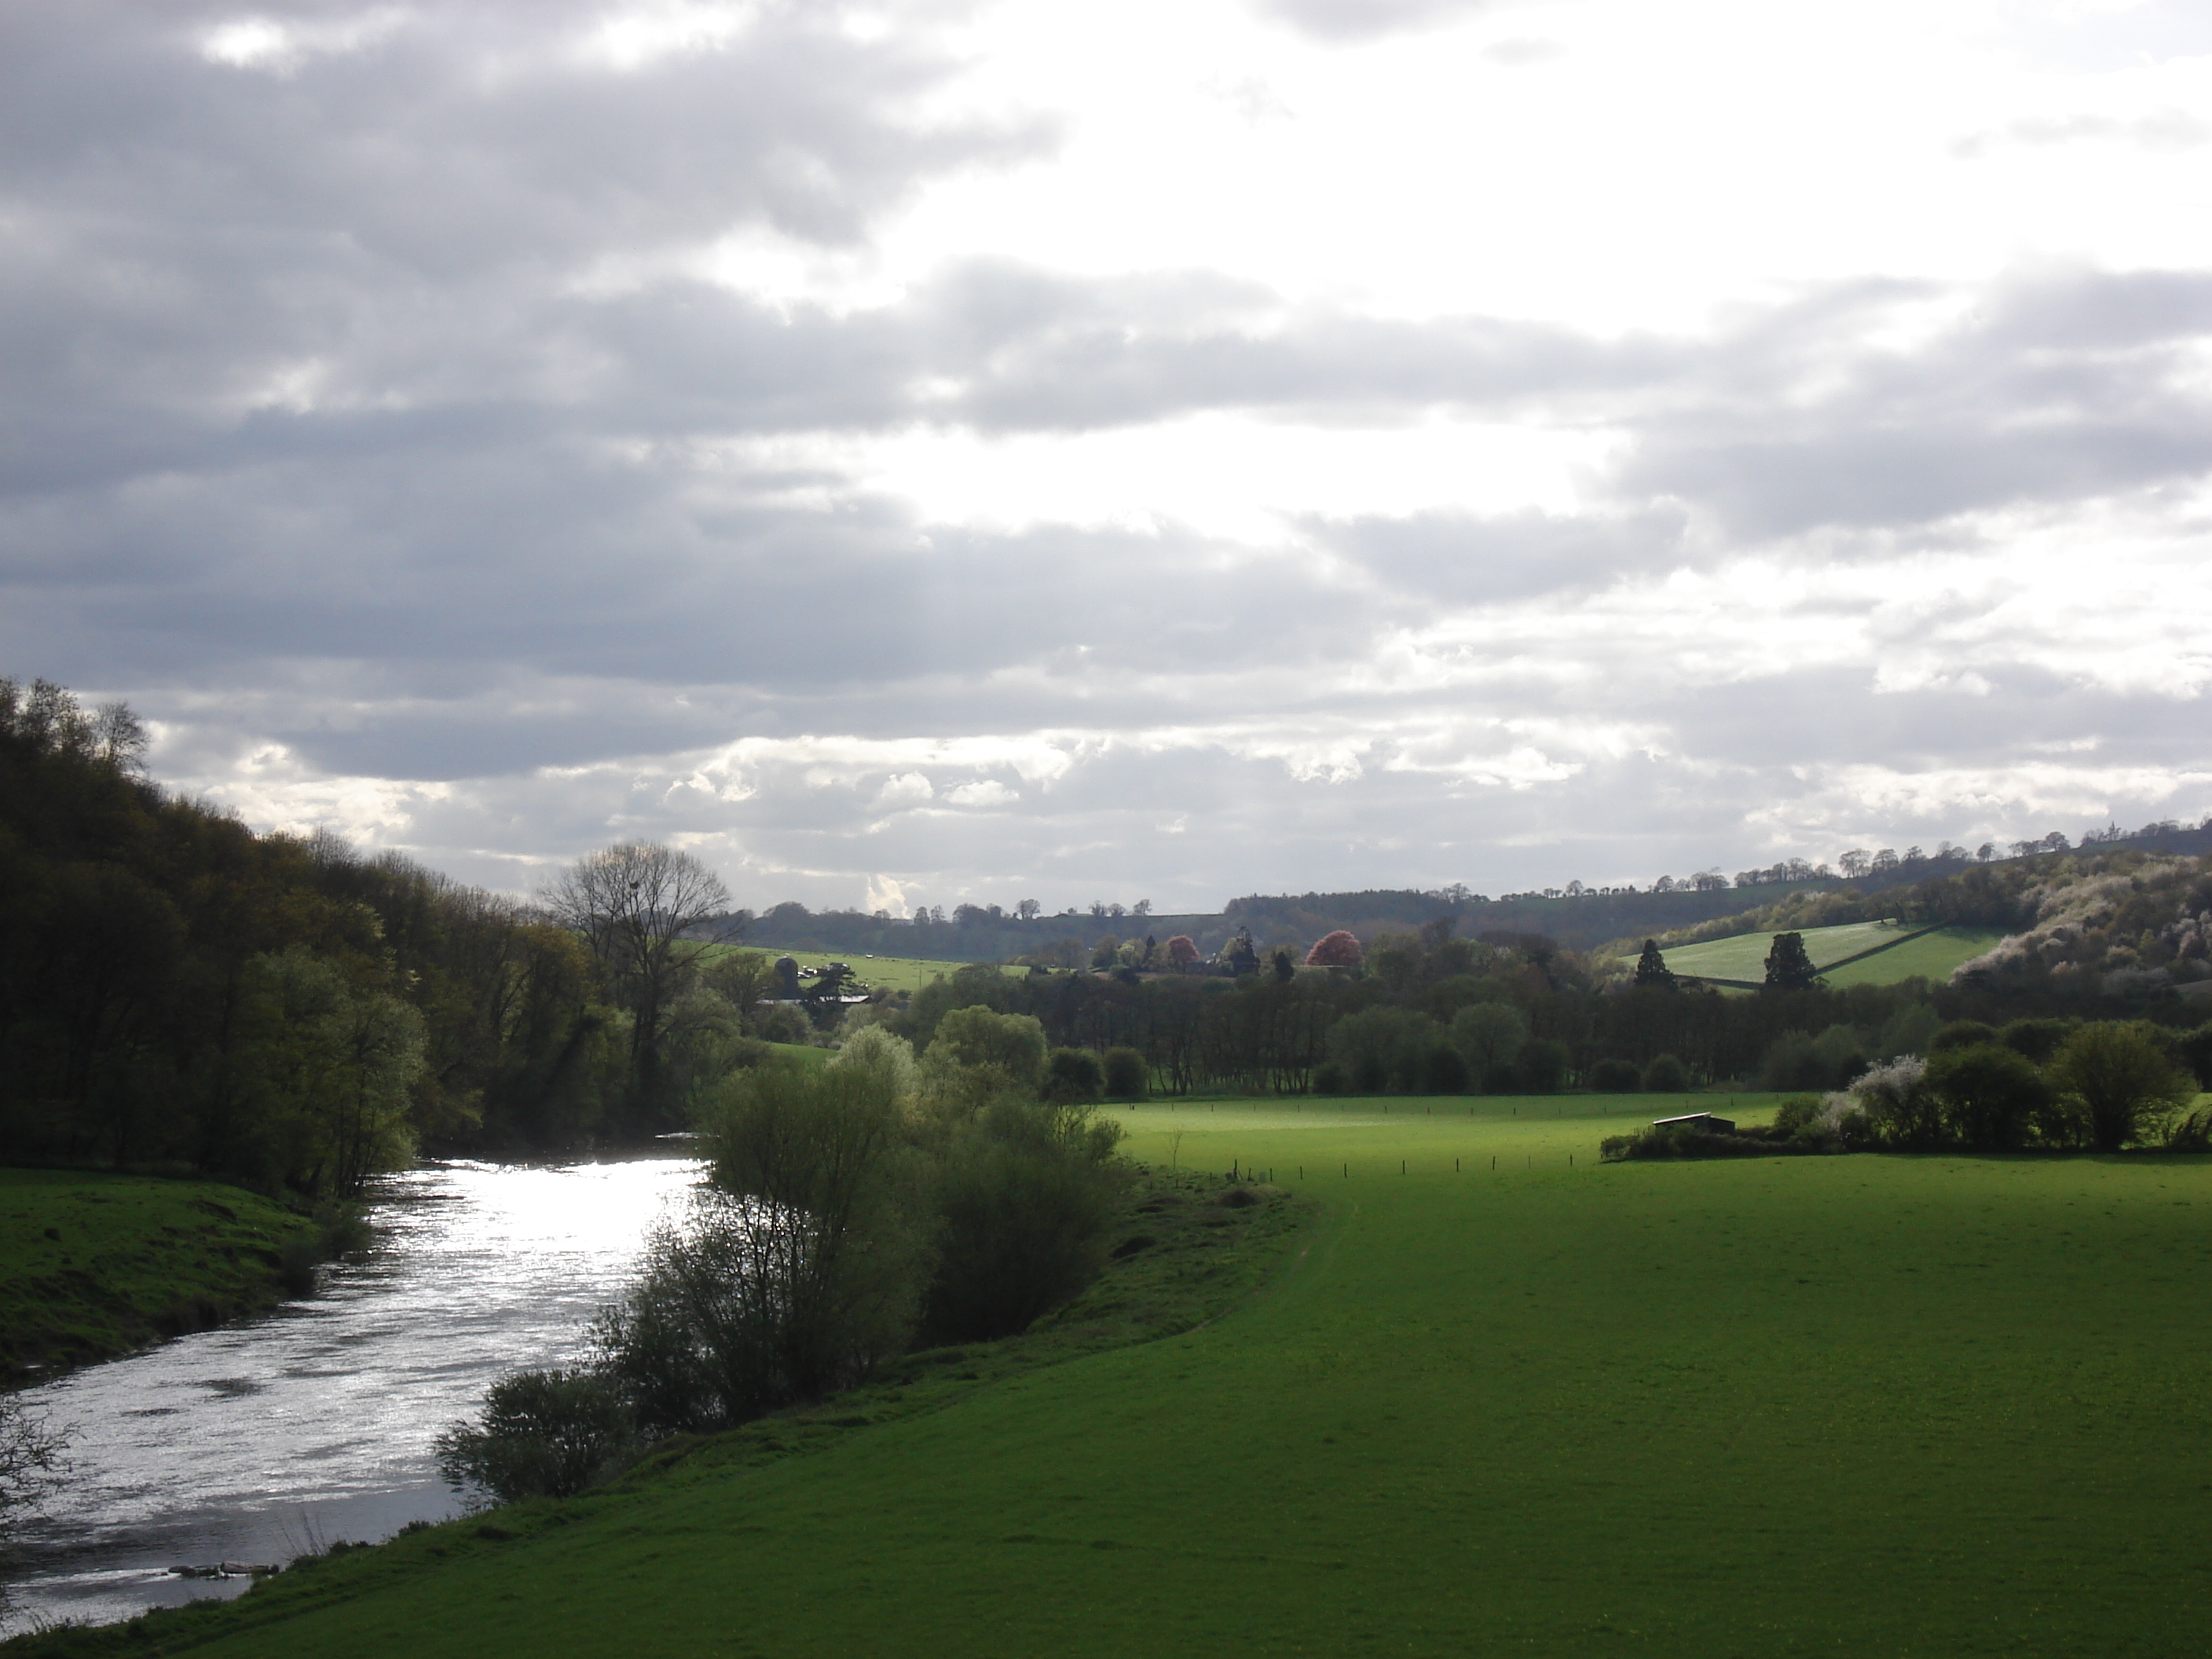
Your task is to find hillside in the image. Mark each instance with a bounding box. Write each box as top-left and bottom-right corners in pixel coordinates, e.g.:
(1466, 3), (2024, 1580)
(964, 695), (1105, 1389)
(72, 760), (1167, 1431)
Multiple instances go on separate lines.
(1619, 848), (2212, 1000)
(1639, 921), (2010, 988)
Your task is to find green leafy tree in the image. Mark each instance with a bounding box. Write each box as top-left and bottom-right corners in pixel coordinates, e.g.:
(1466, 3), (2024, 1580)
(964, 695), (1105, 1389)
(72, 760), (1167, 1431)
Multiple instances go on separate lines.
(2046, 1021), (2196, 1151)
(1043, 1046), (1106, 1103)
(1448, 1002), (1527, 1080)
(235, 948), (425, 1196)
(434, 1369), (635, 1504)
(1101, 1046), (1148, 1099)
(1925, 1042), (2050, 1151)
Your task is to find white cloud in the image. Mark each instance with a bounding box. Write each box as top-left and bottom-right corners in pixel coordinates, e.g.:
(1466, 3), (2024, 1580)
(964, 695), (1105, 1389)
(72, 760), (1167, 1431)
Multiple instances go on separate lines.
(945, 778), (1019, 806)
(6, 0), (2212, 910)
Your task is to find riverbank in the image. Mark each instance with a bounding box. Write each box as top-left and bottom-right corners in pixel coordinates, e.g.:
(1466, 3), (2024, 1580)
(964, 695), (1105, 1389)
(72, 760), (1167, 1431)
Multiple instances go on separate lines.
(0, 1170), (320, 1382)
(0, 1161), (1320, 1652)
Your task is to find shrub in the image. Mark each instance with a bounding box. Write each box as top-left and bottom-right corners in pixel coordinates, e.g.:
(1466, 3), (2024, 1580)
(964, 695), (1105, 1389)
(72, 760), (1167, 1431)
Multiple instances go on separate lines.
(2174, 1021), (2212, 1089)
(1, 1397), (68, 1542)
(1998, 1017), (2077, 1065)
(1930, 1020), (1997, 1053)
(922, 1100), (1129, 1343)
(1642, 1053), (1690, 1093)
(1844, 1055), (1941, 1148)
(1043, 1046), (1105, 1104)
(434, 1369), (635, 1504)
(1421, 1042), (1470, 1095)
(2046, 1020), (2196, 1151)
(1587, 1057), (1642, 1093)
(1448, 1002), (1527, 1081)
(597, 1065), (931, 1433)
(1771, 1095), (1824, 1137)
(829, 1024), (917, 1098)
(1479, 1060), (1522, 1095)
(1327, 1006), (1437, 1093)
(1759, 1031), (1826, 1093)
(1925, 1043), (2050, 1151)
(1516, 1038), (1569, 1094)
(754, 1005), (810, 1045)
(926, 1005), (1048, 1095)
(1101, 1046), (1148, 1100)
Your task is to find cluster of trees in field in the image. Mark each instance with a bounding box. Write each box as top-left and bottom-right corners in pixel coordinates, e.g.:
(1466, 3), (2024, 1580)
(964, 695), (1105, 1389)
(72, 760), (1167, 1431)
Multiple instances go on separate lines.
(0, 679), (773, 1191)
(436, 1017), (1128, 1503)
(1611, 1016), (2212, 1161)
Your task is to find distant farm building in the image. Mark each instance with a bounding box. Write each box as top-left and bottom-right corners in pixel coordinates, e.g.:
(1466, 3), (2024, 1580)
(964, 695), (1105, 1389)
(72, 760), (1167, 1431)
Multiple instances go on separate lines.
(1651, 1111), (1736, 1134)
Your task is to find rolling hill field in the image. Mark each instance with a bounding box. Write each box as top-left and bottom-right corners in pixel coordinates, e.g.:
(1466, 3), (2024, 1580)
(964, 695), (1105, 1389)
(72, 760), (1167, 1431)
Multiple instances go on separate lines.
(702, 946), (1021, 997)
(1644, 920), (2010, 987)
(52, 1094), (2212, 1658)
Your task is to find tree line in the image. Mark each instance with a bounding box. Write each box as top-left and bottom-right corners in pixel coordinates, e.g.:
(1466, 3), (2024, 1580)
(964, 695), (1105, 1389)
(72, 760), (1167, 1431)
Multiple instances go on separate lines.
(845, 913), (2207, 1103)
(0, 679), (752, 1192)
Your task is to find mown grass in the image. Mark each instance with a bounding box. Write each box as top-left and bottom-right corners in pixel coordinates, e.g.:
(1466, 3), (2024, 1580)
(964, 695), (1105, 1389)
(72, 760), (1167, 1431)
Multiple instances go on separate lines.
(1652, 919), (2006, 987)
(1819, 924), (2011, 987)
(0, 1170), (317, 1380)
(17, 1097), (2212, 1656)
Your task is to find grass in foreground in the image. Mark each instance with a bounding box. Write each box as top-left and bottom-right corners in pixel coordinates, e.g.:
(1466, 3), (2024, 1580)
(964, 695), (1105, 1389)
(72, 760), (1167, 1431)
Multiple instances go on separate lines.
(0, 1170), (315, 1381)
(17, 1095), (2212, 1656)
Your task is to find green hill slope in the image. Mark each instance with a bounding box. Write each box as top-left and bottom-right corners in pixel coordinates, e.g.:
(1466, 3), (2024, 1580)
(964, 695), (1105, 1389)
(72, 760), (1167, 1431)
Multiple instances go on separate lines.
(1644, 920), (2009, 987)
(43, 1097), (2212, 1659)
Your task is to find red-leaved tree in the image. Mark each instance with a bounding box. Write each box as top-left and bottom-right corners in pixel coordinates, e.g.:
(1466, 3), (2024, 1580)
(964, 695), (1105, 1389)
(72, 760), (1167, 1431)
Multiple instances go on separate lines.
(1164, 935), (1200, 969)
(1305, 930), (1363, 967)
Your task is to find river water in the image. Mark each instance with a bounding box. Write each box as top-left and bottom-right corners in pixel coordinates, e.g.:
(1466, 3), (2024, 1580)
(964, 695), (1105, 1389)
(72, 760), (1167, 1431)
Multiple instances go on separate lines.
(0, 1154), (702, 1637)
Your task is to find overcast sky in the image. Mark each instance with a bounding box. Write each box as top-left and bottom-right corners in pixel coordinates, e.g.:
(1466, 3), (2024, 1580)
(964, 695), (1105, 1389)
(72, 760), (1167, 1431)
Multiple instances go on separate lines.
(5, 0), (2210, 915)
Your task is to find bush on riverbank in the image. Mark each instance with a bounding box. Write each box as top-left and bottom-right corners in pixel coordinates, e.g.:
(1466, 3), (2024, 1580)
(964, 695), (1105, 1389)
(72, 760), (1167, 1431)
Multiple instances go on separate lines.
(433, 1371), (638, 1505)
(438, 1023), (1132, 1503)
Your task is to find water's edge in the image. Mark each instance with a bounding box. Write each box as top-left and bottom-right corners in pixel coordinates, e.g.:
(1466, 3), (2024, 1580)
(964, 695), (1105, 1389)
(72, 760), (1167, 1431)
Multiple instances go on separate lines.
(2, 1155), (699, 1638)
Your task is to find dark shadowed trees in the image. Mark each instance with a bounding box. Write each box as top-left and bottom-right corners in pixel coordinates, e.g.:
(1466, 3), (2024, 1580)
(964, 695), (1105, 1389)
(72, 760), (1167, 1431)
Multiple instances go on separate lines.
(544, 842), (731, 1130)
(1763, 932), (1818, 991)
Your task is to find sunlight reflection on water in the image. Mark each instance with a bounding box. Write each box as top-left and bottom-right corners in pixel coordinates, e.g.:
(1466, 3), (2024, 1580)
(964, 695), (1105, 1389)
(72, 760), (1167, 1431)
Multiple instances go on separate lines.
(1, 1155), (701, 1636)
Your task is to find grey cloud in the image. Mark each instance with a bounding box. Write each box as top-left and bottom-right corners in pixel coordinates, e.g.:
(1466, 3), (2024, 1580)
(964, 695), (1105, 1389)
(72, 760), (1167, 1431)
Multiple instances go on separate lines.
(1258, 0), (1507, 44)
(1613, 269), (2212, 535)
(1305, 509), (1690, 604)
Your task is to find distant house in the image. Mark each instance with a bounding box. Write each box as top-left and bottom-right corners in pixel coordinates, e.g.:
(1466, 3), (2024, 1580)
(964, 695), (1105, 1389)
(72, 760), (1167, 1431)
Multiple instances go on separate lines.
(1651, 1111), (1736, 1134)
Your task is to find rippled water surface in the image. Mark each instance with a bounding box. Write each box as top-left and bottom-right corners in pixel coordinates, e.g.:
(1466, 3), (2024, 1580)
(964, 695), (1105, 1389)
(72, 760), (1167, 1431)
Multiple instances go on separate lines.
(2, 1155), (701, 1636)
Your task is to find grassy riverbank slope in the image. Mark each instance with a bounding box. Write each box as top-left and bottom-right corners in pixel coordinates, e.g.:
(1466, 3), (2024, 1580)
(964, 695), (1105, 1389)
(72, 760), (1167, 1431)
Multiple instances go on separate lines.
(19, 1095), (2212, 1655)
(0, 1170), (316, 1380)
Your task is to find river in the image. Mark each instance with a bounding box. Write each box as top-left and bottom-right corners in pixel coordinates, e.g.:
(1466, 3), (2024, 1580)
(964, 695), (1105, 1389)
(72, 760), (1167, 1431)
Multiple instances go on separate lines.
(0, 1154), (701, 1638)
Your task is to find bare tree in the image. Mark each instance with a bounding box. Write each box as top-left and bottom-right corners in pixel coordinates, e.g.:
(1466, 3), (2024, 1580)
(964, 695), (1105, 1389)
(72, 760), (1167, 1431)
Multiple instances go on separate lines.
(1, 1397), (68, 1555)
(543, 843), (731, 1128)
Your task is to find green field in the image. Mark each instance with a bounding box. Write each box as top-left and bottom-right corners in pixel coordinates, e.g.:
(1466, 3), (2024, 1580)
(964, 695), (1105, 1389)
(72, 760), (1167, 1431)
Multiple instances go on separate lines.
(1647, 921), (2009, 987)
(38, 1093), (2212, 1657)
(709, 947), (1022, 997)
(0, 1170), (315, 1380)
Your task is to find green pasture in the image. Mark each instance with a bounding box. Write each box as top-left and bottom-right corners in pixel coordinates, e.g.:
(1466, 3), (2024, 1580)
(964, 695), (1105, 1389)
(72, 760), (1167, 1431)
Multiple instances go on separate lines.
(1648, 920), (2008, 987)
(0, 1170), (313, 1380)
(704, 946), (1021, 997)
(1817, 924), (2010, 986)
(37, 1096), (2212, 1657)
